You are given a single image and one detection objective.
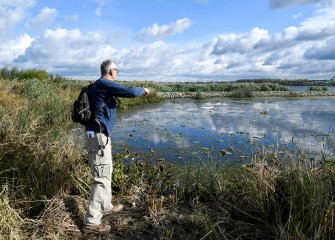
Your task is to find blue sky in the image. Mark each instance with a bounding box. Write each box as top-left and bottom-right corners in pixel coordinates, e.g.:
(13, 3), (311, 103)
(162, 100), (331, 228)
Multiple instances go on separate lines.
(0, 0), (334, 81)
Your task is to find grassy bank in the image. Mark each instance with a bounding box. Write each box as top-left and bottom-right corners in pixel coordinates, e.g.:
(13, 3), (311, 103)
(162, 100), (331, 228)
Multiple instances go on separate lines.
(1, 69), (335, 239)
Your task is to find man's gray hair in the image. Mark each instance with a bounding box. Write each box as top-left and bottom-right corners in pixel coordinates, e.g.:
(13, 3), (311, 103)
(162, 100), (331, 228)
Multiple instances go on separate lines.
(100, 59), (117, 75)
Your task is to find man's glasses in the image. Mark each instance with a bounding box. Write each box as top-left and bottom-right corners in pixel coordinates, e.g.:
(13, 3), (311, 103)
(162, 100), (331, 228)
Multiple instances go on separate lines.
(113, 68), (119, 73)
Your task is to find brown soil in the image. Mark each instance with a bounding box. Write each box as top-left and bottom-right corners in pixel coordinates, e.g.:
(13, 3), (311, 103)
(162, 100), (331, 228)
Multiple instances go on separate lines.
(36, 195), (207, 240)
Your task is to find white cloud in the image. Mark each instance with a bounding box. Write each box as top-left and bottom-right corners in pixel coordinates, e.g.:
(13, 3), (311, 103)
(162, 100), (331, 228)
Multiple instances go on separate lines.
(0, 34), (34, 63)
(10, 29), (208, 81)
(0, 0), (36, 9)
(13, 28), (113, 75)
(31, 7), (58, 30)
(292, 12), (303, 18)
(304, 37), (335, 59)
(136, 18), (192, 42)
(0, 0), (36, 38)
(212, 27), (270, 54)
(115, 41), (200, 80)
(1, 1), (334, 81)
(298, 7), (335, 40)
(253, 7), (335, 51)
(204, 6), (335, 80)
(8, 10), (334, 82)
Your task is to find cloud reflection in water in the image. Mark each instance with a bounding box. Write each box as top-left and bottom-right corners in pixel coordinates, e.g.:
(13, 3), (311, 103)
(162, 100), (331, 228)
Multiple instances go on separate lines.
(114, 98), (335, 163)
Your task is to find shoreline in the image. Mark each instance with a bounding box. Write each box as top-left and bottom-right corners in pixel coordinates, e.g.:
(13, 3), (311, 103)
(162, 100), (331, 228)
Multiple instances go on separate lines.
(157, 91), (335, 99)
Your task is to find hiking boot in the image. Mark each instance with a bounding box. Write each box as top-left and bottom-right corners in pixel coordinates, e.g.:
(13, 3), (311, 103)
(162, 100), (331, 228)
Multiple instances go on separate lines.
(81, 224), (111, 235)
(104, 204), (124, 215)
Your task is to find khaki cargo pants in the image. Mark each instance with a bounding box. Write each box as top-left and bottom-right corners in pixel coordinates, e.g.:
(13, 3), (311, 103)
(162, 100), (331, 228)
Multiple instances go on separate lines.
(83, 131), (112, 226)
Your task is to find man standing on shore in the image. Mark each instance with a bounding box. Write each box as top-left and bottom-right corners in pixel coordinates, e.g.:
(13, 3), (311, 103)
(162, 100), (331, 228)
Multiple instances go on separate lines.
(81, 59), (149, 235)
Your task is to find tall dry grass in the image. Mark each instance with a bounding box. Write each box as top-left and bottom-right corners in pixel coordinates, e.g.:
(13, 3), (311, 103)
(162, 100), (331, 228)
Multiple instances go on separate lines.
(167, 146), (335, 239)
(0, 74), (88, 207)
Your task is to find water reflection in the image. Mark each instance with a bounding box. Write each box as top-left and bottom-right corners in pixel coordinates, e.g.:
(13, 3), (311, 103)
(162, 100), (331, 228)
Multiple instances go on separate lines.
(113, 98), (335, 163)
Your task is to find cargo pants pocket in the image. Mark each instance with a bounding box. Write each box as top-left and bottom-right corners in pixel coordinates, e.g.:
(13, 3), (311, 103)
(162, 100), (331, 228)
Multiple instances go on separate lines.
(85, 131), (111, 180)
(92, 164), (111, 178)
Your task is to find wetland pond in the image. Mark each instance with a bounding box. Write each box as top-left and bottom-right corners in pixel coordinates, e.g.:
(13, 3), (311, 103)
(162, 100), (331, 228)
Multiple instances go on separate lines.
(112, 97), (335, 165)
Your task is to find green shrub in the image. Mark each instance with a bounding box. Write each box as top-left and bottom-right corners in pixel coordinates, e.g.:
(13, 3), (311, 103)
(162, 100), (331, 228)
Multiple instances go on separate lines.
(0, 66), (21, 80)
(309, 86), (328, 91)
(18, 69), (49, 82)
(0, 67), (49, 82)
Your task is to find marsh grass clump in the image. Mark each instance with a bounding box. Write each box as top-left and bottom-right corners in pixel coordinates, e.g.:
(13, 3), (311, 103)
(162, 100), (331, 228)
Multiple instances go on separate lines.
(229, 83), (256, 98)
(230, 87), (254, 98)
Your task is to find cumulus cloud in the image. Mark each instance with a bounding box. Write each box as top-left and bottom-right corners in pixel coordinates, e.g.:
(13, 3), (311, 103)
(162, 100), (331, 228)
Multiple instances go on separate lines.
(304, 38), (335, 59)
(212, 27), (270, 55)
(8, 26), (195, 80)
(25, 32), (204, 81)
(204, 5), (335, 80)
(14, 28), (114, 75)
(31, 7), (58, 30)
(0, 0), (36, 38)
(2, 0), (335, 81)
(0, 34), (34, 63)
(114, 41), (206, 81)
(253, 7), (335, 52)
(298, 7), (335, 40)
(136, 18), (192, 42)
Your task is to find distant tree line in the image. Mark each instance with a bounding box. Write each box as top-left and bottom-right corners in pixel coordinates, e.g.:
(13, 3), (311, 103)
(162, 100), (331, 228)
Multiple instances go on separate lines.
(236, 78), (335, 86)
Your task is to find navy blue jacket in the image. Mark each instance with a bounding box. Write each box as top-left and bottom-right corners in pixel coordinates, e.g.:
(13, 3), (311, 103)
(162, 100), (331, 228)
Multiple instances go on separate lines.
(86, 77), (145, 137)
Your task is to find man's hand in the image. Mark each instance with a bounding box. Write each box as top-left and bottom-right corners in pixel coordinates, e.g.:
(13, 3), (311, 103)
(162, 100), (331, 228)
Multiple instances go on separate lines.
(144, 88), (150, 95)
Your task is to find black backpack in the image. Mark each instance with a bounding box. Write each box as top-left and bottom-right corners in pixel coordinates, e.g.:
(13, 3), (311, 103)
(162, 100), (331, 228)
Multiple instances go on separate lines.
(71, 83), (95, 126)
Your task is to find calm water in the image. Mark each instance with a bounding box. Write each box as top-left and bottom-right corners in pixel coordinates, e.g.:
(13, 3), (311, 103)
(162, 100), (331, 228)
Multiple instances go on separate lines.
(112, 97), (335, 164)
